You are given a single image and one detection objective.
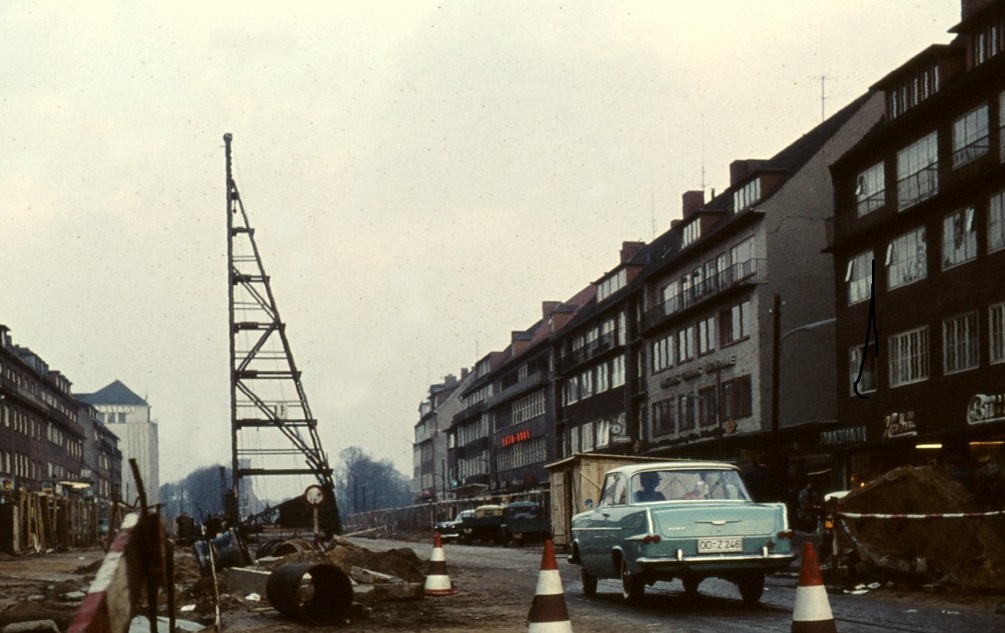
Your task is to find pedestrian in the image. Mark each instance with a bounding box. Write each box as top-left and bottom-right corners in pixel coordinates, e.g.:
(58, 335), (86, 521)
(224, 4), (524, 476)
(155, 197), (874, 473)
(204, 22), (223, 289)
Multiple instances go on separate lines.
(744, 454), (778, 502)
(797, 482), (819, 531)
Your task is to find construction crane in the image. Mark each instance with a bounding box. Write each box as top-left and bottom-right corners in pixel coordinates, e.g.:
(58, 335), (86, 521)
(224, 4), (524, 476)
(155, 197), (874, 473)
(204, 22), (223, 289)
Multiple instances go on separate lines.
(223, 133), (341, 534)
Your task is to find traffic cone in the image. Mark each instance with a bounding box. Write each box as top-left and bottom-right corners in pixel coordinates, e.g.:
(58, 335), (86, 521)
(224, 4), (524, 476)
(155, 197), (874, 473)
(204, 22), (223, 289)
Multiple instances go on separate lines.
(791, 541), (836, 633)
(527, 539), (572, 632)
(424, 532), (455, 596)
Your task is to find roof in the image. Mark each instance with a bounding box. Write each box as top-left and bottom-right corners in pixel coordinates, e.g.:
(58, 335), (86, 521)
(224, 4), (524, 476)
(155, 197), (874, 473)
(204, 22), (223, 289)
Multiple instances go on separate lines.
(77, 380), (149, 407)
(604, 460), (742, 475)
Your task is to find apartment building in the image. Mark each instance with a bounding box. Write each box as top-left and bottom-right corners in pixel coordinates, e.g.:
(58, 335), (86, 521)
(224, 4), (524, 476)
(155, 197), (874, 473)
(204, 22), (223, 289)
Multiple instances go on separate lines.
(828, 0), (1005, 486)
(638, 93), (885, 492)
(413, 369), (472, 502)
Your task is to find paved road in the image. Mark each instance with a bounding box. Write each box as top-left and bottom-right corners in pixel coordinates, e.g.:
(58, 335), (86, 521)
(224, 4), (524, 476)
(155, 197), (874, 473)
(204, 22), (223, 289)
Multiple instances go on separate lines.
(353, 535), (1005, 633)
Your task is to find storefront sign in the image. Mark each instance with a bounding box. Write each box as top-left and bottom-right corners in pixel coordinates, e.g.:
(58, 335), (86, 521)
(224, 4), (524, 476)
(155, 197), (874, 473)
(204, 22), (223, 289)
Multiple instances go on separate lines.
(819, 425), (866, 446)
(967, 393), (1005, 425)
(100, 405), (135, 413)
(501, 428), (531, 447)
(883, 411), (917, 439)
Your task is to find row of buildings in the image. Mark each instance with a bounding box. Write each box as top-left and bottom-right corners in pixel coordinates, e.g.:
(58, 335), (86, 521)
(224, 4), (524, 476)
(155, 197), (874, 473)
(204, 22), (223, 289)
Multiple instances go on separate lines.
(0, 324), (160, 509)
(411, 0), (1005, 504)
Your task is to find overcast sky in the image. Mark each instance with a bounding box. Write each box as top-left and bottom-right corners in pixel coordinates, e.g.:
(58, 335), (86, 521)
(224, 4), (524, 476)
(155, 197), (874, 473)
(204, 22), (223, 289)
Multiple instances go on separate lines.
(3, 1), (960, 493)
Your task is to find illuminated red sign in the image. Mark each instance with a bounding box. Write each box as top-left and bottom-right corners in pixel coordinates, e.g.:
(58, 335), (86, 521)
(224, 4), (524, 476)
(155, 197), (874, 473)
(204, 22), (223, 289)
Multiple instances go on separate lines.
(502, 428), (531, 447)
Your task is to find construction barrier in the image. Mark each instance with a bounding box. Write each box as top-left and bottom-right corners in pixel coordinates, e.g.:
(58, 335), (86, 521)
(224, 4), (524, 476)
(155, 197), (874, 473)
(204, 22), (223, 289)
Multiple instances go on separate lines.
(0, 489), (122, 554)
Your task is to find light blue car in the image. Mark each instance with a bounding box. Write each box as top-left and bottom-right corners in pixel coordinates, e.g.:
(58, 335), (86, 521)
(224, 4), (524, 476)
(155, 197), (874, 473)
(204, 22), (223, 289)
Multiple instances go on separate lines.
(569, 461), (795, 604)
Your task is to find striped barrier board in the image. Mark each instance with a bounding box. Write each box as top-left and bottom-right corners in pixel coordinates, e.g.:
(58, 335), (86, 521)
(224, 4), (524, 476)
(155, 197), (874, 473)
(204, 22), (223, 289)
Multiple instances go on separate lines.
(68, 513), (142, 633)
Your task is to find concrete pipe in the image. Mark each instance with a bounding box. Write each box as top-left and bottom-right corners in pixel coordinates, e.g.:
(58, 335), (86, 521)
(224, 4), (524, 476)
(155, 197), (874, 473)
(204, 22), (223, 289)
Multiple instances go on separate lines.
(266, 563), (354, 624)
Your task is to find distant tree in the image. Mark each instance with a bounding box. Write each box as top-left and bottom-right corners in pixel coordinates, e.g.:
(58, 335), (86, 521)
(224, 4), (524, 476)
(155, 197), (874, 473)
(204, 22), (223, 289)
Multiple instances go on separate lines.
(334, 446), (412, 514)
(159, 465), (230, 525)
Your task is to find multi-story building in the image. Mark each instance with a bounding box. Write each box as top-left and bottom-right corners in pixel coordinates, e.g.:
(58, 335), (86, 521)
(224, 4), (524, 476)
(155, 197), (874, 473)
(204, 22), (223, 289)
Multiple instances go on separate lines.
(0, 326), (89, 495)
(828, 0), (1005, 486)
(77, 402), (123, 506)
(448, 294), (592, 498)
(413, 369), (472, 502)
(638, 91), (885, 489)
(78, 380), (159, 505)
(554, 243), (646, 460)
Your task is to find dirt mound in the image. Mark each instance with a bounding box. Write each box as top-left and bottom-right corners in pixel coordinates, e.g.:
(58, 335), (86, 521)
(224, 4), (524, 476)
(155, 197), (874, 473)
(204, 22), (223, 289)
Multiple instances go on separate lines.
(837, 465), (1005, 591)
(261, 537), (426, 583)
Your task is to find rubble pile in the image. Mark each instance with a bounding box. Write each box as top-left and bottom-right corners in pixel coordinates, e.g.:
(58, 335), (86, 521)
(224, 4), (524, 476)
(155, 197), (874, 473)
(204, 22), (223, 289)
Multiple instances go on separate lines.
(260, 537), (426, 583)
(837, 466), (1005, 591)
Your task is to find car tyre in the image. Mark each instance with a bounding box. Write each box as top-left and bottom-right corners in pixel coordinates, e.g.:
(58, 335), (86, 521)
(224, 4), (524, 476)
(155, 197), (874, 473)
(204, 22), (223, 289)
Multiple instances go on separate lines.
(620, 558), (645, 604)
(737, 572), (764, 604)
(581, 567), (598, 596)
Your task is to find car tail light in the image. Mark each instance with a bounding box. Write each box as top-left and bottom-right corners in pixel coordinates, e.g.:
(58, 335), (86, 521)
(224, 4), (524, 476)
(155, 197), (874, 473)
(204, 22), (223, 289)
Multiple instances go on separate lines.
(776, 529), (794, 539)
(642, 534), (661, 544)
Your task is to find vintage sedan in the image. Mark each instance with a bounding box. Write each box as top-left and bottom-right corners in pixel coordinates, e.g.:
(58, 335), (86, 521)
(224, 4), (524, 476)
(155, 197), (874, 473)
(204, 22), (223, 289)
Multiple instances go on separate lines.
(568, 461), (795, 604)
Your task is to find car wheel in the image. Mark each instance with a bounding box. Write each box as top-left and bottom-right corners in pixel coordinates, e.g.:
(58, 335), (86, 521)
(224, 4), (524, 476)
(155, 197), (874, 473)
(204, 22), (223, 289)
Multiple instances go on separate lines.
(620, 557), (645, 604)
(682, 575), (701, 595)
(737, 572), (765, 604)
(581, 567), (598, 596)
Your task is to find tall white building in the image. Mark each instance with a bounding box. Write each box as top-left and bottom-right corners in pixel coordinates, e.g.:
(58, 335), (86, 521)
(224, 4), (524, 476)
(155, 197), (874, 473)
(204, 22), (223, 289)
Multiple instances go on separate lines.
(79, 380), (159, 505)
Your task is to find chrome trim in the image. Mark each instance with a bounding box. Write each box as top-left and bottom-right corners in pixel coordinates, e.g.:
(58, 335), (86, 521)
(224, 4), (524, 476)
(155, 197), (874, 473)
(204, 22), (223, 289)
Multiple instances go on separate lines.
(638, 552), (795, 565)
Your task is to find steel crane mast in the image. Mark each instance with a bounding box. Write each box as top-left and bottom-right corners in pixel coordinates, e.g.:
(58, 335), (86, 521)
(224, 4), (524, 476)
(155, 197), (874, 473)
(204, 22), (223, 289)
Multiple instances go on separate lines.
(223, 133), (340, 532)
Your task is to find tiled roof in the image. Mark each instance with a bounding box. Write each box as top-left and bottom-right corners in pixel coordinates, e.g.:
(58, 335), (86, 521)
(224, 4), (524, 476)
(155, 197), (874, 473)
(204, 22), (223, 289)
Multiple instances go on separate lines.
(77, 380), (148, 406)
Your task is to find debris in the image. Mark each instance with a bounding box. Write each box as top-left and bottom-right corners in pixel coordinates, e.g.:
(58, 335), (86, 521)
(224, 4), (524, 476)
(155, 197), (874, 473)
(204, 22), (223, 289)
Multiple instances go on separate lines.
(1, 620), (60, 633)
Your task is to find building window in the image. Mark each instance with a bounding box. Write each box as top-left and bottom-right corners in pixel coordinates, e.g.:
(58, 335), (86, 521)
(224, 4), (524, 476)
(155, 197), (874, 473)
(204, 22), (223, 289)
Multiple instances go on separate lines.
(952, 104), (989, 168)
(651, 399), (675, 437)
(661, 280), (681, 315)
(730, 237), (756, 281)
(897, 132), (938, 210)
(720, 375), (752, 419)
(677, 395), (696, 432)
(855, 162), (885, 216)
(698, 316), (716, 355)
(678, 325), (696, 363)
(721, 301), (751, 345)
(889, 326), (929, 387)
(943, 312), (980, 375)
(887, 227), (927, 289)
(846, 251), (873, 305)
(990, 189), (1005, 254)
(597, 268), (627, 302)
(733, 178), (761, 212)
(849, 346), (877, 395)
(697, 386), (717, 427)
(682, 221), (701, 248)
(991, 302), (1005, 365)
(651, 333), (674, 373)
(611, 355), (625, 388)
(942, 207), (977, 269)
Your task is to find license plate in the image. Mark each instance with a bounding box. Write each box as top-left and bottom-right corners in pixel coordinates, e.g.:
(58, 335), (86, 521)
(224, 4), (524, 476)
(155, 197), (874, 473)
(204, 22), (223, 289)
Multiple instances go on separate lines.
(697, 537), (743, 553)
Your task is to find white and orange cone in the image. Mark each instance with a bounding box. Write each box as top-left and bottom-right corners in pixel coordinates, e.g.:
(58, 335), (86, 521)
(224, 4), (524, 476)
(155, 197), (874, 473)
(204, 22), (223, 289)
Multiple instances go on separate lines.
(424, 531), (455, 596)
(791, 541), (836, 633)
(527, 539), (572, 632)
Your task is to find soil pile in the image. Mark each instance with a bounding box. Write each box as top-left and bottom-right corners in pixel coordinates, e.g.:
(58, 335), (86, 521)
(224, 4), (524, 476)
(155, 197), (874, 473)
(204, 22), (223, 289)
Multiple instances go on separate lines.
(837, 465), (1005, 591)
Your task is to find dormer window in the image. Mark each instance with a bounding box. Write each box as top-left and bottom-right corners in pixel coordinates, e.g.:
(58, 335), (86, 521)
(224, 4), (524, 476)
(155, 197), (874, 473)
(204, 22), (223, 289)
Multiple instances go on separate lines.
(681, 221), (701, 248)
(733, 178), (761, 212)
(888, 63), (939, 119)
(974, 15), (1005, 66)
(597, 268), (627, 302)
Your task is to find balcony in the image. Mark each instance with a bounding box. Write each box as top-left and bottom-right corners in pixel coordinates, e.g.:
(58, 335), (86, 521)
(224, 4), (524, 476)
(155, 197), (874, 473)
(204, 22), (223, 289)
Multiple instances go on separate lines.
(644, 258), (767, 330)
(558, 331), (620, 372)
(896, 165), (939, 211)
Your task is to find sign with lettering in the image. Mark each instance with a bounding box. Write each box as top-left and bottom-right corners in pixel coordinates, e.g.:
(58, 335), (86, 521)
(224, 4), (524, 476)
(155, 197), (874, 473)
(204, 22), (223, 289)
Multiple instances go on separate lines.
(883, 411), (917, 439)
(502, 428), (531, 447)
(967, 393), (1005, 425)
(819, 425), (867, 446)
(99, 405), (135, 413)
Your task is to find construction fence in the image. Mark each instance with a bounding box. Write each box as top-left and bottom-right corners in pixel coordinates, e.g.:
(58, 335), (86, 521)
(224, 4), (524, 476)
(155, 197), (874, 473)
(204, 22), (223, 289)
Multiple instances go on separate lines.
(0, 490), (123, 554)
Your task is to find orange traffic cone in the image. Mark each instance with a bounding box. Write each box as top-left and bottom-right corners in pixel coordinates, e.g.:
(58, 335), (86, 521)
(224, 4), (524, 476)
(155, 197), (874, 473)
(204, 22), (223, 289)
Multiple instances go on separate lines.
(791, 541), (836, 633)
(424, 532), (455, 596)
(527, 539), (572, 632)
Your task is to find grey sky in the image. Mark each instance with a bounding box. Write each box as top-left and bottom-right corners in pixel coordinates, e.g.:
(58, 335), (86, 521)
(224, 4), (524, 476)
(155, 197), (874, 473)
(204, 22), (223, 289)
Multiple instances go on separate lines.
(3, 1), (959, 489)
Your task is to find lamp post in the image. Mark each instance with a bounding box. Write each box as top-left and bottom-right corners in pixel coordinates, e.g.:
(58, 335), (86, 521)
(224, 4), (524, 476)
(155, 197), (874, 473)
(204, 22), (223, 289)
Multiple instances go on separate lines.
(770, 291), (836, 436)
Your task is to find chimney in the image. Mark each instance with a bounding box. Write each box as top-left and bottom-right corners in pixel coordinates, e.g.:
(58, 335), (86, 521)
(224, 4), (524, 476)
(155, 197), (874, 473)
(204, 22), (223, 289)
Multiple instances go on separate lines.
(511, 331), (533, 356)
(962, 0), (991, 20)
(460, 367), (470, 381)
(444, 373), (457, 388)
(542, 301), (561, 320)
(730, 159), (765, 186)
(682, 190), (704, 219)
(620, 241), (645, 263)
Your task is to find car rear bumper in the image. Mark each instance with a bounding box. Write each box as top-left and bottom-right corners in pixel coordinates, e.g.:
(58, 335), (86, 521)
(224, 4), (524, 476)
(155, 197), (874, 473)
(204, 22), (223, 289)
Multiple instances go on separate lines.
(637, 551), (795, 572)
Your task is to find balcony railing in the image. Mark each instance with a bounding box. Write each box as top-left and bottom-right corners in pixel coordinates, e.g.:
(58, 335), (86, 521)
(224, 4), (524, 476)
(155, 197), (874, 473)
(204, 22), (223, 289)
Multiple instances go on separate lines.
(558, 331), (620, 372)
(951, 136), (990, 170)
(897, 164), (939, 211)
(644, 258), (767, 329)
